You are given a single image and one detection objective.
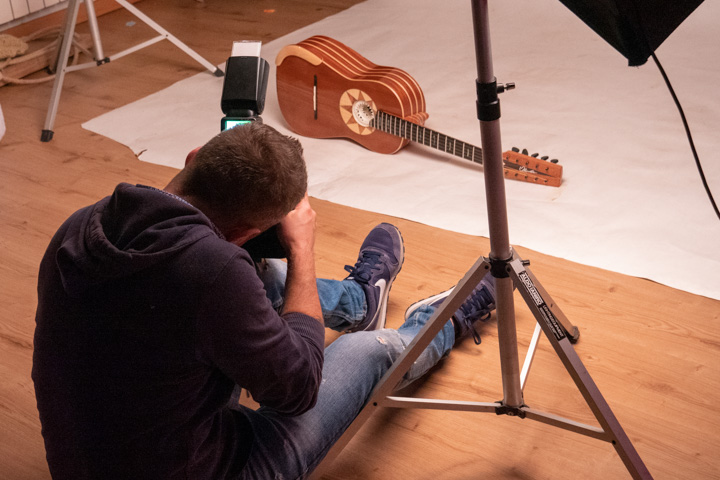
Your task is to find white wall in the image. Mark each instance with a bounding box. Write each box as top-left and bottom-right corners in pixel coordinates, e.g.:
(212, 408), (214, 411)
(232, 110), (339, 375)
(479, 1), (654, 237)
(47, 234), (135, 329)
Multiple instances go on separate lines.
(1, 0), (65, 30)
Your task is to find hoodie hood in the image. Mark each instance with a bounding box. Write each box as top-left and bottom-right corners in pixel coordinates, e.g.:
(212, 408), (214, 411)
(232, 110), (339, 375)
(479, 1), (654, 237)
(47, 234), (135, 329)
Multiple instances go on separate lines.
(56, 183), (220, 297)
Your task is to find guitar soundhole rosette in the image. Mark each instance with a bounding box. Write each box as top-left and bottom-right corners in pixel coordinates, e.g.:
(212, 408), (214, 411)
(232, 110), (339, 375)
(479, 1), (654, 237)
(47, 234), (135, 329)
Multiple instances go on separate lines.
(339, 89), (376, 135)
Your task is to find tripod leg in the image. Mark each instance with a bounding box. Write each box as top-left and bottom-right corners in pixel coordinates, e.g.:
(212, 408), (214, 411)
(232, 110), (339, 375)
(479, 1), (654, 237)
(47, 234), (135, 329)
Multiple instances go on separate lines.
(508, 257), (652, 479)
(84, 0), (108, 63)
(520, 322), (541, 390)
(113, 0), (224, 77)
(519, 259), (580, 342)
(42, 0), (82, 142)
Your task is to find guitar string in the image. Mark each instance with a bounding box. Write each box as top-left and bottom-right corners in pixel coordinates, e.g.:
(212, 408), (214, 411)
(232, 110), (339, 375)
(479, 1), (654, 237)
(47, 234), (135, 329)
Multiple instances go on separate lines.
(372, 110), (483, 165)
(370, 111), (555, 184)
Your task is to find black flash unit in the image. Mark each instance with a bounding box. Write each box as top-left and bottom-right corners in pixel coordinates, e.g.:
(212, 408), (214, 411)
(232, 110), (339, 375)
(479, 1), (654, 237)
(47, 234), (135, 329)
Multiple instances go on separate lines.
(220, 41), (270, 130)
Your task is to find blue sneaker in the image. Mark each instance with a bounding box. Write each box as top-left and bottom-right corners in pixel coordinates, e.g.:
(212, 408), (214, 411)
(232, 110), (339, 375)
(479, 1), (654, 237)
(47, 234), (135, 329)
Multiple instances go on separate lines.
(404, 274), (496, 344)
(344, 223), (404, 331)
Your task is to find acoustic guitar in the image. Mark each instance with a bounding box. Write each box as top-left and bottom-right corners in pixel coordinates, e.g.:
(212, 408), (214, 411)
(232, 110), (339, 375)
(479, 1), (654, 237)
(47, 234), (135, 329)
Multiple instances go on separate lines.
(276, 35), (562, 187)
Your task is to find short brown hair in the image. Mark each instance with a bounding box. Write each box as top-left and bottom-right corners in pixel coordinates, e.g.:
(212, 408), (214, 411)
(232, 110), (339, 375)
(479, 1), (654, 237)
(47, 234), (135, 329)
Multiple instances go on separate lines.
(180, 123), (307, 229)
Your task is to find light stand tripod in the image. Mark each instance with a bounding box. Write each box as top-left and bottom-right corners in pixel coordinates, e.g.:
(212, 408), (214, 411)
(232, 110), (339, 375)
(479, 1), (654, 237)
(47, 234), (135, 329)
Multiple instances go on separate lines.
(313, 1), (652, 478)
(40, 0), (223, 142)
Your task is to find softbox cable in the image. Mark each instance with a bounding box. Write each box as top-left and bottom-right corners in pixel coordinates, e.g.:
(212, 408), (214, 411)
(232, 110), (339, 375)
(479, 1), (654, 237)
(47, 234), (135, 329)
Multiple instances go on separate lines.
(651, 51), (720, 221)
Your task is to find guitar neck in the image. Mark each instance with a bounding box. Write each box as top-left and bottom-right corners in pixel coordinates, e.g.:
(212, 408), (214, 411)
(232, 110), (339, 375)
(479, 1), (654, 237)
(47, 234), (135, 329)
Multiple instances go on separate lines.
(370, 110), (563, 187)
(371, 111), (483, 165)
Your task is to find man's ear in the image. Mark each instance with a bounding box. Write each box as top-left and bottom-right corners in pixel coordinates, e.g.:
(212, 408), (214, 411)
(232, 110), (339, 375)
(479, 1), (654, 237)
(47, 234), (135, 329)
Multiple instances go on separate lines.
(185, 147), (201, 167)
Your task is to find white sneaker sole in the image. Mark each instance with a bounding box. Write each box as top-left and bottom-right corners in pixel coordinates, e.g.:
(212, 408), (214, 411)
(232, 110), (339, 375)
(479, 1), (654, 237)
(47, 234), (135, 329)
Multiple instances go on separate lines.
(404, 287), (455, 320)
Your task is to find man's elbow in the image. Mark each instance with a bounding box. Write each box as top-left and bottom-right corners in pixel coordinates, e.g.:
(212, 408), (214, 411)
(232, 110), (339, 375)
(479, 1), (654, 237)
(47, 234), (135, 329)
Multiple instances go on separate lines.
(270, 348), (324, 416)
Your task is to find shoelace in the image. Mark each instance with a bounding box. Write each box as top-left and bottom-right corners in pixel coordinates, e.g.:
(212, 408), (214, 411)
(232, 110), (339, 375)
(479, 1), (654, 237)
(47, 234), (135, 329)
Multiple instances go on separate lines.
(456, 285), (494, 345)
(344, 251), (383, 285)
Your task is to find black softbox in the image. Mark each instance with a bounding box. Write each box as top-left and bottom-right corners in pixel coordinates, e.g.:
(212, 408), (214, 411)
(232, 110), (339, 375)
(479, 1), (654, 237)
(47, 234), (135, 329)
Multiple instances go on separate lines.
(558, 0), (704, 66)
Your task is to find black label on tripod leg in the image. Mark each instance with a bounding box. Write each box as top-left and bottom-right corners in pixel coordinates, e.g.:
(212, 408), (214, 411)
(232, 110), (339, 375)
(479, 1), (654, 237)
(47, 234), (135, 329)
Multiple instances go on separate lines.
(540, 304), (566, 341)
(519, 272), (566, 341)
(519, 271), (544, 306)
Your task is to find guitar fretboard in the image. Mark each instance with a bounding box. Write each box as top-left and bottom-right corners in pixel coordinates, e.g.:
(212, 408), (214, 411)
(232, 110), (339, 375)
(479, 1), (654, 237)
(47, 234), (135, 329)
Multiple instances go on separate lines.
(370, 110), (483, 165)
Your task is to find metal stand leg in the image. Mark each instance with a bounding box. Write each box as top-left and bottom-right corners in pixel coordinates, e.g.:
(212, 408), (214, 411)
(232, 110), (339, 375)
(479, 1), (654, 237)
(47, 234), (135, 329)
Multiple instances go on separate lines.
(42, 0), (82, 142)
(311, 1), (653, 478)
(507, 255), (652, 478)
(84, 0), (107, 62)
(114, 0), (222, 75)
(41, 0), (223, 142)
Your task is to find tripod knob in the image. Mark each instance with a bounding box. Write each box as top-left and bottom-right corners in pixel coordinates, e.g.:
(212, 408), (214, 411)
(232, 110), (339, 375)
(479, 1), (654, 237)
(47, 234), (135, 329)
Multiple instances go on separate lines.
(497, 82), (516, 93)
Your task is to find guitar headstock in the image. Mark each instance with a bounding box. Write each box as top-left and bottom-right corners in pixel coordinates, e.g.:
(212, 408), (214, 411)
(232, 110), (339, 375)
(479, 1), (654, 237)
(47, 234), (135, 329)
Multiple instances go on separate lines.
(502, 147), (563, 187)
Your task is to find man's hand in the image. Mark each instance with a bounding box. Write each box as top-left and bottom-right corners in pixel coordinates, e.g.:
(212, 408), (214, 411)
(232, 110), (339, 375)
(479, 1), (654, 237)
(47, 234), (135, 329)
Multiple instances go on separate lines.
(278, 193), (316, 260)
(278, 194), (322, 323)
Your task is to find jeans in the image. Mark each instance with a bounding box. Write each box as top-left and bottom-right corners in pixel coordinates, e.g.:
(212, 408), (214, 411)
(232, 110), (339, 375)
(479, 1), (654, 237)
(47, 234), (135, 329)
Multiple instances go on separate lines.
(236, 259), (456, 480)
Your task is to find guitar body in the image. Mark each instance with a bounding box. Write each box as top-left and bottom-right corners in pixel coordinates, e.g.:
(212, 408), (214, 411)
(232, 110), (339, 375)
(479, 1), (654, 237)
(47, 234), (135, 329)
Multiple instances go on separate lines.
(276, 36), (563, 186)
(276, 36), (428, 154)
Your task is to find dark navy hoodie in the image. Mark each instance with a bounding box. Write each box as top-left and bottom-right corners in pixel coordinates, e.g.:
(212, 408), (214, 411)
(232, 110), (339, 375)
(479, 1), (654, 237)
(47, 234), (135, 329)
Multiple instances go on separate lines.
(32, 183), (324, 479)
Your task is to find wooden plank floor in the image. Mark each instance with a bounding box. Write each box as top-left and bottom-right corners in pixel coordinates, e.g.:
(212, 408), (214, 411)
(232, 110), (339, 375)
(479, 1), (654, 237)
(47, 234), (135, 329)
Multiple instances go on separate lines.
(1, 1), (718, 478)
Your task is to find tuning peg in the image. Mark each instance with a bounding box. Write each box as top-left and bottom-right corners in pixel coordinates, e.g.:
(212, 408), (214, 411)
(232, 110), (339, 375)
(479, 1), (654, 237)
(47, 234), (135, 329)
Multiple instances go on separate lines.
(541, 156), (549, 160)
(522, 148), (529, 155)
(550, 159), (559, 164)
(531, 152), (539, 157)
(512, 147), (520, 152)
